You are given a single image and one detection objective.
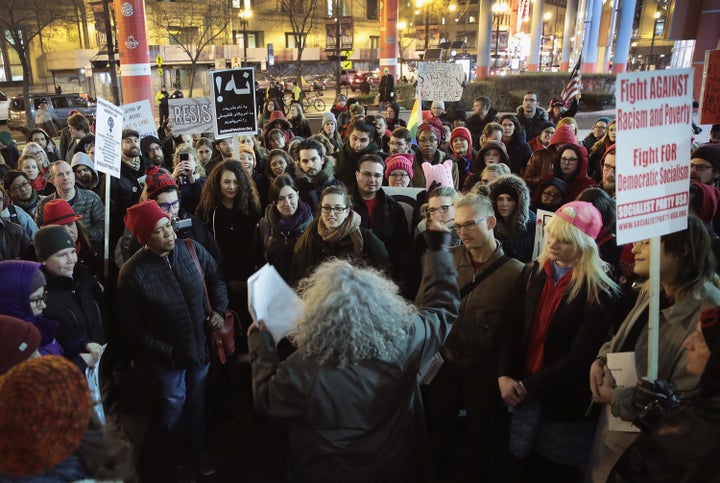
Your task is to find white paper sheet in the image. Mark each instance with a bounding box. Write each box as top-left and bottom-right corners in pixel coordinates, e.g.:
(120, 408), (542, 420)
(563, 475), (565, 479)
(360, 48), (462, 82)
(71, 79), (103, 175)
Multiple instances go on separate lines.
(247, 264), (302, 344)
(606, 351), (641, 432)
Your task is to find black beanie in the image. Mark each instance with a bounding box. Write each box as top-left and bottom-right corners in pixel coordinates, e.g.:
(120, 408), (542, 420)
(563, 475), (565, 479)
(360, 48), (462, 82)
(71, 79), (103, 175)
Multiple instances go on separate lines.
(33, 226), (75, 262)
(140, 135), (162, 159)
(693, 144), (720, 171)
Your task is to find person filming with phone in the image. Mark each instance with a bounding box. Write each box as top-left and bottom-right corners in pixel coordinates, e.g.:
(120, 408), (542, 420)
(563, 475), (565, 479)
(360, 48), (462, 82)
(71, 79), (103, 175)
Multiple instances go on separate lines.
(171, 145), (207, 215)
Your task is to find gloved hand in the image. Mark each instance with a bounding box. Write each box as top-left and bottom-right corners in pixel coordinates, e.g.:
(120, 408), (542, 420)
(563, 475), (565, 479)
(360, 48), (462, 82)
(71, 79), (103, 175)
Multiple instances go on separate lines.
(206, 311), (225, 331)
(632, 377), (680, 431)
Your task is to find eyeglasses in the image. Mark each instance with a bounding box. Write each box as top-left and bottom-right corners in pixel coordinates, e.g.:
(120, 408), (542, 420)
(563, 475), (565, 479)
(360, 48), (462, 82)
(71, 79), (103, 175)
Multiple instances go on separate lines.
(157, 200), (180, 212)
(418, 137), (438, 144)
(541, 191), (562, 199)
(428, 205), (451, 215)
(11, 181), (30, 192)
(602, 163), (616, 172)
(29, 290), (47, 308)
(359, 171), (383, 179)
(593, 124), (608, 130)
(690, 163), (713, 171)
(320, 206), (348, 214)
(389, 172), (409, 179)
(455, 217), (488, 232)
(560, 157), (578, 164)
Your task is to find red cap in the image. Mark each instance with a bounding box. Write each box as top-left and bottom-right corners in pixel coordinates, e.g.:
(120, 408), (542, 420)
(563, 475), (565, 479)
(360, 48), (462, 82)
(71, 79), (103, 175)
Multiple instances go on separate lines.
(124, 200), (170, 245)
(42, 199), (82, 226)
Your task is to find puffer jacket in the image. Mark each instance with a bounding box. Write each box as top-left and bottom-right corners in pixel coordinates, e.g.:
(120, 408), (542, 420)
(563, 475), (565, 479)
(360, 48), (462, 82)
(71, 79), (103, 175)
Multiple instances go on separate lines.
(36, 187), (105, 242)
(118, 239), (228, 369)
(515, 105), (550, 141)
(522, 124), (578, 193)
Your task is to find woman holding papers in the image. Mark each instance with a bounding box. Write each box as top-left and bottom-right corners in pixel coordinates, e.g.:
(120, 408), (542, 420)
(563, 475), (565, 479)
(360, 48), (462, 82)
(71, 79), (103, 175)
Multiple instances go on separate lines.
(247, 221), (459, 483)
(587, 215), (720, 482)
(290, 185), (389, 284)
(497, 201), (620, 482)
(257, 175), (313, 283)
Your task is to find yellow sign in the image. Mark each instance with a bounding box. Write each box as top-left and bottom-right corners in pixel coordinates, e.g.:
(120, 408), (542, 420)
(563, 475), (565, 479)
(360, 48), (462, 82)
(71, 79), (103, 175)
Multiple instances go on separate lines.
(157, 67), (163, 76)
(342, 61), (352, 70)
(155, 55), (163, 66)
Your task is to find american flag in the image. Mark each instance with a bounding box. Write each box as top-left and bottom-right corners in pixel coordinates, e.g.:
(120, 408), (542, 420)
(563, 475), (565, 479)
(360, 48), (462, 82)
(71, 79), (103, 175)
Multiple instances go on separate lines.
(559, 56), (582, 108)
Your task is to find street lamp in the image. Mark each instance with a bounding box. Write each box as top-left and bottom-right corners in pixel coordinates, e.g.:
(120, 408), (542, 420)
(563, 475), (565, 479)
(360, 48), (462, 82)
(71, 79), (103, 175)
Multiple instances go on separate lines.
(491, 2), (509, 68)
(647, 10), (662, 71)
(238, 8), (252, 65)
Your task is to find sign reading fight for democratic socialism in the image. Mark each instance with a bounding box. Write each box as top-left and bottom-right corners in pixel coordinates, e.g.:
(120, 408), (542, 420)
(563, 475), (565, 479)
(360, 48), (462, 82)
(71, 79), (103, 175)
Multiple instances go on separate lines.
(210, 68), (257, 138)
(169, 96), (214, 135)
(615, 69), (693, 245)
(94, 98), (123, 179)
(417, 62), (465, 102)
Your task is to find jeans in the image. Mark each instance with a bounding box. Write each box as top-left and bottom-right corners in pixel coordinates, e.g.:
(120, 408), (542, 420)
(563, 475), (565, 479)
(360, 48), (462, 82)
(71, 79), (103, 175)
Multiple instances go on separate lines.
(147, 360), (210, 453)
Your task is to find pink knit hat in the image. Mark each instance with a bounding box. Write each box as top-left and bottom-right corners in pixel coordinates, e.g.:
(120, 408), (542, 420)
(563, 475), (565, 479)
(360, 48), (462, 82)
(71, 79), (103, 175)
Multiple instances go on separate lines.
(553, 201), (603, 240)
(422, 160), (454, 191)
(384, 153), (414, 180)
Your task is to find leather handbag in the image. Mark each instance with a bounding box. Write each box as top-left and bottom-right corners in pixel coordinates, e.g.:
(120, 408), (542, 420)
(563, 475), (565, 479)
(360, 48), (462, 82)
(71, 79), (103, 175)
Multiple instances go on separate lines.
(185, 239), (236, 364)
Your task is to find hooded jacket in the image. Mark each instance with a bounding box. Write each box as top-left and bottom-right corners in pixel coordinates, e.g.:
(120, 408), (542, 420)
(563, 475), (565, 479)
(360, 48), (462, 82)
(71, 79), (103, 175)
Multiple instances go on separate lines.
(70, 153), (100, 190)
(551, 143), (596, 201)
(489, 174), (536, 262)
(522, 124), (578, 192)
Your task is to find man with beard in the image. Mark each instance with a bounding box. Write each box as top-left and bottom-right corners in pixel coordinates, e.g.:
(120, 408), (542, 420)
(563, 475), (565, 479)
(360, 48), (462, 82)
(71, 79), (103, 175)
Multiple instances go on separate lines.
(334, 120), (381, 190)
(70, 152), (101, 194)
(388, 127), (413, 155)
(205, 137), (234, 175)
(466, 96), (498, 150)
(515, 91), (549, 141)
(352, 154), (410, 281)
(35, 161), (105, 242)
(102, 129), (152, 248)
(690, 144), (720, 188)
(598, 145), (616, 197)
(294, 139), (344, 213)
(140, 135), (170, 171)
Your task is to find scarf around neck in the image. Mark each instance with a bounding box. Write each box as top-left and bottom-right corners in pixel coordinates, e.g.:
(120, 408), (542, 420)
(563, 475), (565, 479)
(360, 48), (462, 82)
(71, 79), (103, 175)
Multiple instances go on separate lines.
(317, 209), (364, 258)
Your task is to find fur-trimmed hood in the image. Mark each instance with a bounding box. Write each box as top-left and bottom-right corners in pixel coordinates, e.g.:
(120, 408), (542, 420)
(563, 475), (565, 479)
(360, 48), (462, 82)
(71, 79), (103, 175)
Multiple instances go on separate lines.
(294, 155), (337, 188)
(489, 173), (531, 237)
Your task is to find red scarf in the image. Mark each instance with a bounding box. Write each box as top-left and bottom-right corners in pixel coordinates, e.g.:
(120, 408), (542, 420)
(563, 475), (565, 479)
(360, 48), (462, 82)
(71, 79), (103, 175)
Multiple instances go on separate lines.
(29, 175), (47, 193)
(525, 259), (573, 374)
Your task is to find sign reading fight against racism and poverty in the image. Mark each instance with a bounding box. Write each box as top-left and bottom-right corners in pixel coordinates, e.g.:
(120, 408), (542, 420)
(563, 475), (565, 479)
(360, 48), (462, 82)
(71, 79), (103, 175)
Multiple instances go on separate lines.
(169, 96), (214, 135)
(210, 68), (257, 139)
(417, 62), (465, 102)
(614, 69), (693, 244)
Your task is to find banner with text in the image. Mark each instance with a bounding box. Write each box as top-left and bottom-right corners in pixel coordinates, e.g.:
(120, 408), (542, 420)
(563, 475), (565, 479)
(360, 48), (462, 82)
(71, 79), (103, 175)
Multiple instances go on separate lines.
(211, 68), (257, 139)
(94, 98), (123, 179)
(417, 62), (465, 101)
(169, 96), (214, 135)
(615, 69), (693, 244)
(122, 100), (156, 140)
(699, 49), (720, 125)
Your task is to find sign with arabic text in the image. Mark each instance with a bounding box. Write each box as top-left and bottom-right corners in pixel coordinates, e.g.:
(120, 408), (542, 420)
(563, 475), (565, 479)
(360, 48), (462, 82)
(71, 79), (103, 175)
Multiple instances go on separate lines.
(211, 68), (257, 138)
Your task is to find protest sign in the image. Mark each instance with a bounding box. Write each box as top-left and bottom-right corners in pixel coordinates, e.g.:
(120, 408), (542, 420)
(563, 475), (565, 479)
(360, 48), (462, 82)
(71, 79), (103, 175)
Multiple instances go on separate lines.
(122, 100), (156, 139)
(94, 98), (123, 179)
(417, 62), (465, 101)
(699, 49), (720, 125)
(211, 68), (257, 138)
(169, 96), (214, 135)
(615, 69), (693, 245)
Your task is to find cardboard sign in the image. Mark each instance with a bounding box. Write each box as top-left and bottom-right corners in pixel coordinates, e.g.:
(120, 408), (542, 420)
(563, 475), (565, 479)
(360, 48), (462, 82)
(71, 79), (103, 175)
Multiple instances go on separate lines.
(94, 98), (123, 179)
(169, 96), (214, 135)
(699, 49), (720, 125)
(211, 68), (257, 138)
(615, 69), (693, 244)
(122, 100), (156, 140)
(417, 62), (465, 101)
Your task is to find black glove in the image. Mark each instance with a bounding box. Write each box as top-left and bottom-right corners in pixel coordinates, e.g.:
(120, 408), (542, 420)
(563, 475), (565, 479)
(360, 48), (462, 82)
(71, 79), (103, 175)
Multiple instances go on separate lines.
(632, 377), (680, 431)
(424, 230), (451, 252)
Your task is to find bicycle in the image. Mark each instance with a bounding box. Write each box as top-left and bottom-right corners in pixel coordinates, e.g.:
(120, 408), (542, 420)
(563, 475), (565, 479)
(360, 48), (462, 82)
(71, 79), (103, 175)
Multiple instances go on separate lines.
(284, 91), (326, 115)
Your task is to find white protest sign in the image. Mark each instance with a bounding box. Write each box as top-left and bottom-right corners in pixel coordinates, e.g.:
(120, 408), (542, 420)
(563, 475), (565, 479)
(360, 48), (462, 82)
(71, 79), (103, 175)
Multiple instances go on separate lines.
(417, 62), (465, 101)
(532, 209), (554, 259)
(615, 69), (693, 245)
(94, 98), (123, 179)
(122, 100), (156, 140)
(169, 96), (214, 136)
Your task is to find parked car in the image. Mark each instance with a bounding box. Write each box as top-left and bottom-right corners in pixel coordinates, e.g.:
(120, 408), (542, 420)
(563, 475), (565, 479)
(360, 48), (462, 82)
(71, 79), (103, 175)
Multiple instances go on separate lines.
(8, 93), (96, 138)
(339, 69), (359, 87)
(321, 75), (337, 89)
(350, 72), (373, 93)
(0, 91), (9, 122)
(282, 76), (314, 92)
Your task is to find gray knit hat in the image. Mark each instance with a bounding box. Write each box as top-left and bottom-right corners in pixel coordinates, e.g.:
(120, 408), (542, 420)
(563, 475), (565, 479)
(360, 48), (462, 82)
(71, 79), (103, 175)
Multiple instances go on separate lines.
(322, 112), (336, 126)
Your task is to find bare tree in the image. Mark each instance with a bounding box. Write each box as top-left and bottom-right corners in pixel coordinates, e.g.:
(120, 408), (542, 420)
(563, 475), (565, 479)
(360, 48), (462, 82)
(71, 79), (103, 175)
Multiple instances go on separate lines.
(149, 0), (232, 97)
(0, 0), (73, 98)
(280, 0), (320, 87)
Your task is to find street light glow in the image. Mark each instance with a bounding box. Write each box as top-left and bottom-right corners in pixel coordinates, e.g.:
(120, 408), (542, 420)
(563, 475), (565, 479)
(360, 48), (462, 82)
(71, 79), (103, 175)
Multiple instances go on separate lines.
(491, 2), (509, 14)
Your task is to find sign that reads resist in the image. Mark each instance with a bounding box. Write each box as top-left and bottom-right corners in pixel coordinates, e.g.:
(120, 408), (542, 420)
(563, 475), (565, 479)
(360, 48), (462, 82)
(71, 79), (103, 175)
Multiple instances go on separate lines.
(615, 69), (693, 245)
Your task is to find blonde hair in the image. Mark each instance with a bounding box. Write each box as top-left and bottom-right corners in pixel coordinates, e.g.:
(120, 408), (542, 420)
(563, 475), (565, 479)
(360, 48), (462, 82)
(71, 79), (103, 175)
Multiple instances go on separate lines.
(537, 215), (619, 303)
(557, 117), (578, 139)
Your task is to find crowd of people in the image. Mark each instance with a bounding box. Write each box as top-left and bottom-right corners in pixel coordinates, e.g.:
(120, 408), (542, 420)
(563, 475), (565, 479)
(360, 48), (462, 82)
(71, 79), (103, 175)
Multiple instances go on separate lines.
(0, 91), (719, 483)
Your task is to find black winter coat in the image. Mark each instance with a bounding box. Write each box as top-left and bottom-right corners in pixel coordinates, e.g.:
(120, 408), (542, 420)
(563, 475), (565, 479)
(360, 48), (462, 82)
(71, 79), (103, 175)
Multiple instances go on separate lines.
(118, 240), (228, 369)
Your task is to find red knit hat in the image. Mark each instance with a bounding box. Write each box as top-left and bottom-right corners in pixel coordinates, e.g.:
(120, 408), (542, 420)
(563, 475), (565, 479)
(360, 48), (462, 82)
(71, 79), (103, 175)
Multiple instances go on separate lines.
(384, 153), (414, 180)
(145, 166), (177, 199)
(124, 200), (170, 245)
(450, 127), (473, 152)
(0, 315), (41, 375)
(0, 356), (92, 476)
(42, 199), (82, 226)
